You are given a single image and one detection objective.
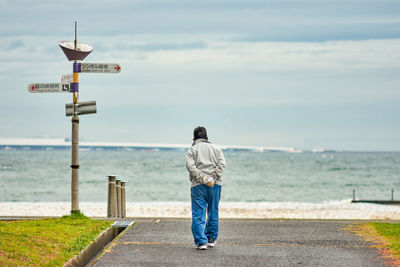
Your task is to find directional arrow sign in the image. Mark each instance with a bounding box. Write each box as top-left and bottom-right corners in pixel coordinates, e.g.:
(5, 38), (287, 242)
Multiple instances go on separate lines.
(80, 63), (121, 73)
(65, 101), (97, 116)
(28, 83), (70, 93)
(61, 73), (73, 84)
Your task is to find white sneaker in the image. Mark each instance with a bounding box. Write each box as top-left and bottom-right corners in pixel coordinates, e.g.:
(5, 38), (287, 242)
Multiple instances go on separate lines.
(207, 238), (216, 247)
(197, 243), (207, 250)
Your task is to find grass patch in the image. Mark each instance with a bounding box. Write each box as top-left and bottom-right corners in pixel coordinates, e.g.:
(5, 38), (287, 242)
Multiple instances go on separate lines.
(347, 222), (400, 265)
(0, 213), (112, 266)
(369, 222), (400, 258)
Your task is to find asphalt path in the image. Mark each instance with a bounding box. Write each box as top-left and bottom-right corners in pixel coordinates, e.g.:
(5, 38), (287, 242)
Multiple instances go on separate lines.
(92, 219), (388, 267)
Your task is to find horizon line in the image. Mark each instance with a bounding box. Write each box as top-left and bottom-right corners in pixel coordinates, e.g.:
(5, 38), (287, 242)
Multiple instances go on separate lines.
(0, 137), (398, 153)
(0, 137), (301, 153)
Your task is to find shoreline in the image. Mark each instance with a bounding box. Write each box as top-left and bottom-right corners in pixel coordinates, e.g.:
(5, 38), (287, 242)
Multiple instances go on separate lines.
(1, 201), (400, 220)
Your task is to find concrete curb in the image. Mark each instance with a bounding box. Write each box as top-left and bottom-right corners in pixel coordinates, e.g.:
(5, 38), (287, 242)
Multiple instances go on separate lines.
(63, 227), (115, 267)
(63, 221), (135, 267)
(88, 221), (136, 266)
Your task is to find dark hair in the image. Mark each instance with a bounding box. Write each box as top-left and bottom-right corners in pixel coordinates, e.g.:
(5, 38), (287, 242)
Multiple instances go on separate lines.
(193, 126), (207, 140)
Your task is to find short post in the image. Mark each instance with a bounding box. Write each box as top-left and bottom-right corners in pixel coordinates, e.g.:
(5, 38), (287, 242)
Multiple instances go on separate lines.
(121, 182), (126, 218)
(353, 189), (355, 201)
(392, 189), (394, 201)
(107, 175), (117, 218)
(116, 180), (121, 218)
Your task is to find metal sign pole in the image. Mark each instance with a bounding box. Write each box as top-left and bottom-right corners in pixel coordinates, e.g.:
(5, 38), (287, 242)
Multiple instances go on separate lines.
(28, 21), (120, 215)
(71, 21), (80, 213)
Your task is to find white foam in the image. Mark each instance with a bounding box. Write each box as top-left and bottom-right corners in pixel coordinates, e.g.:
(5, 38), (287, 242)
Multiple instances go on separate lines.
(1, 201), (400, 220)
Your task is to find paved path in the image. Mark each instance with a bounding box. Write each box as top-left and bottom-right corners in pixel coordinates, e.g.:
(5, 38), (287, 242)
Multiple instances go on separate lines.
(92, 219), (388, 267)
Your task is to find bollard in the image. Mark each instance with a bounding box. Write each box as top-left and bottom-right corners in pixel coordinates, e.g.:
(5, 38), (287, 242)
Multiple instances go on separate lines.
(121, 182), (126, 218)
(392, 189), (394, 201)
(107, 176), (118, 218)
(352, 189), (355, 201)
(116, 180), (121, 218)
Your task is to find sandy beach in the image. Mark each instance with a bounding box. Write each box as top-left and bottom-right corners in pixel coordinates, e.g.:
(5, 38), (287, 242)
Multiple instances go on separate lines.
(1, 201), (400, 220)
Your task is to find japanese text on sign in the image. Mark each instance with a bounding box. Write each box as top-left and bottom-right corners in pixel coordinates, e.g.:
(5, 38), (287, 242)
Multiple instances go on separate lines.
(82, 64), (109, 72)
(80, 63), (121, 73)
(28, 83), (70, 93)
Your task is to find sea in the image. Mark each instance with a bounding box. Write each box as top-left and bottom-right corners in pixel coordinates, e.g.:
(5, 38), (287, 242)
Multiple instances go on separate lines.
(1, 149), (399, 204)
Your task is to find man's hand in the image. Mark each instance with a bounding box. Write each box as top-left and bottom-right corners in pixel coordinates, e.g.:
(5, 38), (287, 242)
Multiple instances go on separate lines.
(204, 176), (215, 187)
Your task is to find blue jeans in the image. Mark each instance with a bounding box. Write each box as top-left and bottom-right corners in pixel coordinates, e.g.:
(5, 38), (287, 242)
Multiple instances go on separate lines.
(191, 184), (221, 246)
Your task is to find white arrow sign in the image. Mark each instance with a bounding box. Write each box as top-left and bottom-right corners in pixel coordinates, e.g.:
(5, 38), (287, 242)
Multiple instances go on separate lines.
(80, 63), (121, 73)
(61, 73), (73, 84)
(65, 101), (97, 116)
(28, 83), (70, 93)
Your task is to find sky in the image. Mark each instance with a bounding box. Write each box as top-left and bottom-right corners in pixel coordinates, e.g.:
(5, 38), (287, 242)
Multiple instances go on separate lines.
(0, 0), (400, 151)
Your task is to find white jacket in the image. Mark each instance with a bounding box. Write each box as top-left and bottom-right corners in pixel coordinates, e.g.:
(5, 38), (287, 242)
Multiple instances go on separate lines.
(186, 139), (226, 187)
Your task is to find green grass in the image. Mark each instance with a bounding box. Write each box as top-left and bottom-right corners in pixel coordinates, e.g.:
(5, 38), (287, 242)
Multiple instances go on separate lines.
(369, 222), (400, 258)
(0, 213), (112, 266)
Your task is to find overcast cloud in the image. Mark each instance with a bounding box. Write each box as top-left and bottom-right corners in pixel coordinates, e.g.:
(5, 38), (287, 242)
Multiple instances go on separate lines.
(1, 0), (400, 150)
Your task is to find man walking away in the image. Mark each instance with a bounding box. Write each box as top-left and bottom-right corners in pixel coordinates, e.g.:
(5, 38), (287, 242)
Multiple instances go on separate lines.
(186, 126), (226, 250)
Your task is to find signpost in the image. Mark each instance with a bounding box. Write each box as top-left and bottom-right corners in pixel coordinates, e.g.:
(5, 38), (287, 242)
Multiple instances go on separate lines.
(27, 21), (121, 214)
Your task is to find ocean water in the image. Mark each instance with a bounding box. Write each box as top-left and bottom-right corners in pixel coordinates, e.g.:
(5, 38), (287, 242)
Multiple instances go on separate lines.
(1, 150), (399, 204)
